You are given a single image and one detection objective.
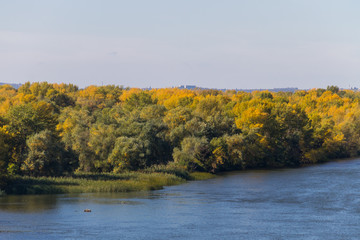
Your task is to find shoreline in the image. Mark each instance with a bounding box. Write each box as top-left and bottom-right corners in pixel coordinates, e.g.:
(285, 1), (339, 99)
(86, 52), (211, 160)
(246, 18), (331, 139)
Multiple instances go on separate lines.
(2, 157), (359, 196)
(1, 171), (214, 196)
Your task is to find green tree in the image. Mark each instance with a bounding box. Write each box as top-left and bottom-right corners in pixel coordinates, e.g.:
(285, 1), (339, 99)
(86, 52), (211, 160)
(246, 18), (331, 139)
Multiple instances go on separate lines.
(173, 136), (211, 171)
(57, 108), (94, 171)
(5, 102), (58, 173)
(108, 136), (150, 171)
(21, 130), (75, 176)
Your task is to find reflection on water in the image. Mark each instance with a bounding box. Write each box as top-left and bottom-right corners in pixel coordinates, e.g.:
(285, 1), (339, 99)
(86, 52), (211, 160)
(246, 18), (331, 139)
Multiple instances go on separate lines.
(0, 191), (183, 213)
(2, 158), (360, 239)
(0, 195), (58, 213)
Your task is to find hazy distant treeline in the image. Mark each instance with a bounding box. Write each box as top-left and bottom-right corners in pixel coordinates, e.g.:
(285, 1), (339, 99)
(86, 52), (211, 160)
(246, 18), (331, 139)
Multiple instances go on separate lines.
(0, 83), (359, 178)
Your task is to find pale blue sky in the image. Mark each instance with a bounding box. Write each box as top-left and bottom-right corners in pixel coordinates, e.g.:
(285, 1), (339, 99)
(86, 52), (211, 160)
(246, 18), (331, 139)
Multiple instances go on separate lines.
(1, 0), (360, 89)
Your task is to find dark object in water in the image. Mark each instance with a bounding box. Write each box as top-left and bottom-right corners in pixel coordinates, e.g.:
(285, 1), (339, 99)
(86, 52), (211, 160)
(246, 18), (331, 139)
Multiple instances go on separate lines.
(84, 209), (91, 212)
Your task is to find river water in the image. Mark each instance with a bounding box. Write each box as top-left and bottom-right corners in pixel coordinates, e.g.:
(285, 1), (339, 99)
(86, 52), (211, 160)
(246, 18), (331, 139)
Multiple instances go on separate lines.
(1, 158), (360, 239)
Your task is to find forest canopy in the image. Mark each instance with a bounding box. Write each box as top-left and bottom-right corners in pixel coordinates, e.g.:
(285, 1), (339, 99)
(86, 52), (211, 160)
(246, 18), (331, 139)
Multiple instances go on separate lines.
(1, 82), (360, 178)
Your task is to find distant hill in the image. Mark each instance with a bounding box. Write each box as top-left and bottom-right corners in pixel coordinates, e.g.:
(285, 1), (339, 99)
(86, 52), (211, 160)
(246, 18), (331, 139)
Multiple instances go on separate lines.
(174, 85), (299, 93)
(0, 82), (22, 89)
(236, 87), (299, 93)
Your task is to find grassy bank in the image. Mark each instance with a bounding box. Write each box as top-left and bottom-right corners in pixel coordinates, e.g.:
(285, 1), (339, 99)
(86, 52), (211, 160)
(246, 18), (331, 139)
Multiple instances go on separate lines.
(2, 170), (214, 195)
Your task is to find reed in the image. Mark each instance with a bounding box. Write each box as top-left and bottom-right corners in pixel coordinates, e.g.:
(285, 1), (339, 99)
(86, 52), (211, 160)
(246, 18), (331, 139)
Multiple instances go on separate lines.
(4, 171), (209, 195)
(189, 172), (214, 180)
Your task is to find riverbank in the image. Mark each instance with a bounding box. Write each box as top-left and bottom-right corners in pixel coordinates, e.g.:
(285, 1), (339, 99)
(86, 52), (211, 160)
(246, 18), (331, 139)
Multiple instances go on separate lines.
(2, 157), (359, 240)
(1, 171), (214, 195)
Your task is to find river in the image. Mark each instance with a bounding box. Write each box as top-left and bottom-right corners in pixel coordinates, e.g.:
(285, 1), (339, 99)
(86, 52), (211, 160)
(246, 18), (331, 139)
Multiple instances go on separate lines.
(1, 158), (360, 239)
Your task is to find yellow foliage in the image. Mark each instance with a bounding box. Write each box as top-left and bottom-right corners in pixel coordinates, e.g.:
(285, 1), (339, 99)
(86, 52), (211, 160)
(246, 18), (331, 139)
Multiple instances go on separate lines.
(151, 88), (195, 109)
(235, 107), (268, 130)
(119, 88), (142, 102)
(332, 133), (344, 142)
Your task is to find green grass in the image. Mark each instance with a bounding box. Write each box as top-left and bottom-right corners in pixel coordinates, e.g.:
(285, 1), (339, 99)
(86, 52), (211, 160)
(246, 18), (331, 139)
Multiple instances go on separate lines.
(3, 169), (214, 195)
(189, 172), (215, 180)
(144, 163), (215, 181)
(4, 172), (187, 195)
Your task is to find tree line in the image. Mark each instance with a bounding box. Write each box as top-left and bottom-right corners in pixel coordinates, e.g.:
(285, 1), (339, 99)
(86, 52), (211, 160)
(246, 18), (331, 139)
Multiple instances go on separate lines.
(1, 83), (360, 179)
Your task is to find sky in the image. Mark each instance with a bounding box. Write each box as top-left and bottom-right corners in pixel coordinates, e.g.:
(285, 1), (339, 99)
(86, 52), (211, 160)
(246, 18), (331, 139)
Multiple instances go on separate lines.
(1, 0), (360, 89)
